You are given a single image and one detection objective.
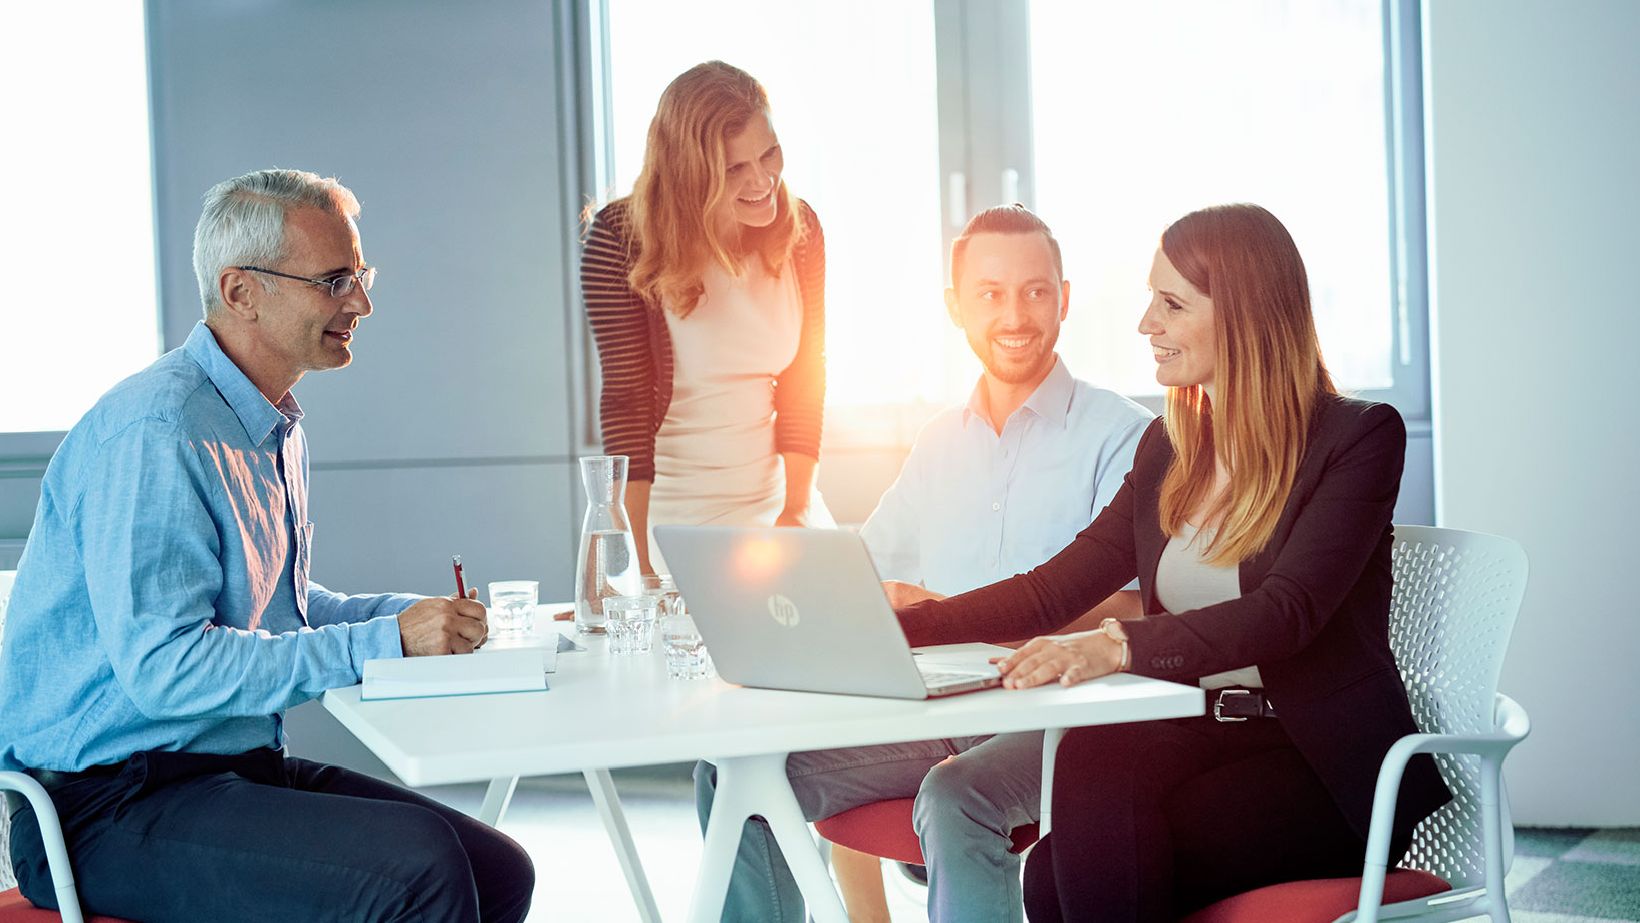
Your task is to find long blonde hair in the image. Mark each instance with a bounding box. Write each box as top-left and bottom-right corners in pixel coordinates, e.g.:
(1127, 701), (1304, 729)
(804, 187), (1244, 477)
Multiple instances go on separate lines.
(1157, 204), (1337, 565)
(623, 61), (802, 316)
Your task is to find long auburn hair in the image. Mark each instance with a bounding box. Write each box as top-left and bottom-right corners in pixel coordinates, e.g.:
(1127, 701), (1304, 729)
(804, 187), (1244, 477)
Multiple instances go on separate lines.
(622, 61), (802, 317)
(1157, 204), (1337, 565)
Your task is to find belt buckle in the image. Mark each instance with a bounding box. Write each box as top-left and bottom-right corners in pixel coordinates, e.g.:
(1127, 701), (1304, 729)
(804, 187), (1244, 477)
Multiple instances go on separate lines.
(1212, 688), (1251, 722)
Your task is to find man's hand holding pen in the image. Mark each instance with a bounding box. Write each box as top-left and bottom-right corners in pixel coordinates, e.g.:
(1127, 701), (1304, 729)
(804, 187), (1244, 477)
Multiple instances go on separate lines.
(399, 556), (488, 656)
(399, 592), (488, 656)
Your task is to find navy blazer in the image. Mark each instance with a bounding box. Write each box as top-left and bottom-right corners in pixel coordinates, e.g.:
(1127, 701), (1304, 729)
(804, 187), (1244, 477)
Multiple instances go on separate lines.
(898, 394), (1452, 844)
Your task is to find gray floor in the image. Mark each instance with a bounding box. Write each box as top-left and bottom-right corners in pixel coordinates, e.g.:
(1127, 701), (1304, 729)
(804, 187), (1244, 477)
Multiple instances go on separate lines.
(425, 764), (1640, 922)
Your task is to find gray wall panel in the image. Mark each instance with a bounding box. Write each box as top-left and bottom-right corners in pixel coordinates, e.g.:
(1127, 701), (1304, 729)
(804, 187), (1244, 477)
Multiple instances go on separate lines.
(147, 0), (572, 462)
(307, 461), (577, 602)
(0, 474), (41, 543)
(1425, 0), (1640, 824)
(1396, 430), (1435, 527)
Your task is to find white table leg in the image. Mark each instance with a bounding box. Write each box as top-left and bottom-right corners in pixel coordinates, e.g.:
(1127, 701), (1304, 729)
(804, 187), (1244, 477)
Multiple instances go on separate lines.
(585, 768), (663, 923)
(478, 776), (518, 826)
(1039, 726), (1065, 837)
(687, 753), (847, 923)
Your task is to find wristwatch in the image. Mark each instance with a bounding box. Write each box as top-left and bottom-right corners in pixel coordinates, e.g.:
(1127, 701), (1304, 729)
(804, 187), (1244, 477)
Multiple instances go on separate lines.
(1099, 617), (1131, 672)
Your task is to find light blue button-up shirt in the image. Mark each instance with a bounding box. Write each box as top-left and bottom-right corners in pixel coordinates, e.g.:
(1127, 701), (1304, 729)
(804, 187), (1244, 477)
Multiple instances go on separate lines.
(859, 357), (1152, 596)
(0, 322), (414, 773)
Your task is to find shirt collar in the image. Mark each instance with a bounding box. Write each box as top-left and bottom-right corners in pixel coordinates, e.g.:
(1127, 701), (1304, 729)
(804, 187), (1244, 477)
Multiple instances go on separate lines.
(183, 321), (302, 446)
(962, 354), (1073, 431)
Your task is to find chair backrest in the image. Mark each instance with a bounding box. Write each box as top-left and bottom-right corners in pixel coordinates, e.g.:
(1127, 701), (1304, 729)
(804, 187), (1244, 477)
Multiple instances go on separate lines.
(1, 569), (15, 889)
(1387, 526), (1528, 889)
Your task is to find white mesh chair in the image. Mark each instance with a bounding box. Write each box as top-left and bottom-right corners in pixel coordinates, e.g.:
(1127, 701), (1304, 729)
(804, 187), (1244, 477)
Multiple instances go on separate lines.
(1, 568), (93, 923)
(1180, 526), (1530, 923)
(1346, 525), (1531, 922)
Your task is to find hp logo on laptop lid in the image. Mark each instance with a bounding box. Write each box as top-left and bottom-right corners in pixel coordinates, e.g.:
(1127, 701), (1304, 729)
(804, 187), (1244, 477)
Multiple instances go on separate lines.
(767, 594), (801, 627)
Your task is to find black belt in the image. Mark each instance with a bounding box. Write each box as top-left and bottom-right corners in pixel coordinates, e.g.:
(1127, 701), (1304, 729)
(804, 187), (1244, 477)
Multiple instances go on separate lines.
(25, 760), (127, 791)
(1209, 687), (1278, 721)
(5, 761), (128, 818)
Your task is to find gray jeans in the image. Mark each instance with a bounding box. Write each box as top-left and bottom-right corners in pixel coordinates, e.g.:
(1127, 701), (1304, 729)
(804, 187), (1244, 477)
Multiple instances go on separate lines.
(693, 730), (1044, 923)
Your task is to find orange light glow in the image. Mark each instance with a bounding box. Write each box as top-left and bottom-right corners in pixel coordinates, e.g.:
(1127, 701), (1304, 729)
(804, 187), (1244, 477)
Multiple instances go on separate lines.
(731, 535), (787, 584)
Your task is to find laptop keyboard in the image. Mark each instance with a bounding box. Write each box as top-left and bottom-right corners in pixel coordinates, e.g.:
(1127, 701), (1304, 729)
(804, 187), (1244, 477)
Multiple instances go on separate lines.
(919, 666), (999, 687)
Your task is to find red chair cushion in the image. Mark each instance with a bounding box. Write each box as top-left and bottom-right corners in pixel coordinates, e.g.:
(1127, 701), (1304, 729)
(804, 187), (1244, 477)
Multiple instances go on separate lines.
(1180, 869), (1451, 923)
(0, 887), (137, 922)
(813, 798), (1039, 866)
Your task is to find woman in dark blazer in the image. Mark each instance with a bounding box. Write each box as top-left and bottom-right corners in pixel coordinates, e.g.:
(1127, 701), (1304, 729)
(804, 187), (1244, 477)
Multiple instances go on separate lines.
(895, 204), (1451, 921)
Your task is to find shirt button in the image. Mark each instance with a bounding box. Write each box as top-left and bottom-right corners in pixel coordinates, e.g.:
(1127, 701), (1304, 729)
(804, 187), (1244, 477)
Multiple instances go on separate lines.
(991, 502), (1001, 511)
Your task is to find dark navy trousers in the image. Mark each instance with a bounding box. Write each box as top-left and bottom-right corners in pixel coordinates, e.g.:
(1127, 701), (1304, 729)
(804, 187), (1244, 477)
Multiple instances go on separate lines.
(5, 748), (534, 922)
(1022, 716), (1384, 923)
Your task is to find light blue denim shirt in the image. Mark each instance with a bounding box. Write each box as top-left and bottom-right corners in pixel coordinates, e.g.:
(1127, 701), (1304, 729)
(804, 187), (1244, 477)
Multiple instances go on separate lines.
(859, 357), (1153, 596)
(0, 322), (415, 773)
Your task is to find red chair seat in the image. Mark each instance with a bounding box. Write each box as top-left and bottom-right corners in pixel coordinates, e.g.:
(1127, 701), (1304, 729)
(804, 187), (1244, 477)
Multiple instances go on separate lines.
(0, 887), (137, 922)
(813, 797), (1039, 866)
(1181, 869), (1451, 923)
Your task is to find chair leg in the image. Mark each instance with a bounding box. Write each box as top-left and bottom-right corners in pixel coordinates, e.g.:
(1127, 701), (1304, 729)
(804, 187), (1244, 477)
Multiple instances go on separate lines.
(0, 772), (84, 923)
(1481, 758), (1512, 923)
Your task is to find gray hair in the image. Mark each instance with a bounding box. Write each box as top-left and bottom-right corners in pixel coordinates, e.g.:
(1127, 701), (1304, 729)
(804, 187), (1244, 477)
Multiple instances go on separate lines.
(192, 169), (361, 317)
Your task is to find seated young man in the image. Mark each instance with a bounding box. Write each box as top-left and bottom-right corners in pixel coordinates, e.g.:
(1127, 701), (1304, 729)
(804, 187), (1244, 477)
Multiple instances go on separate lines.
(696, 205), (1152, 923)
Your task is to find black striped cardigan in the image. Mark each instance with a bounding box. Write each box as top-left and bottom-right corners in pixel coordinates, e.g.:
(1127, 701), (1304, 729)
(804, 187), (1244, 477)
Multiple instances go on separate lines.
(579, 198), (827, 482)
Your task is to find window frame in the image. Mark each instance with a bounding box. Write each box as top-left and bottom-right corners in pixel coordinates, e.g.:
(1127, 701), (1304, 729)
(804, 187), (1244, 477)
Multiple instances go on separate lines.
(572, 0), (1429, 431)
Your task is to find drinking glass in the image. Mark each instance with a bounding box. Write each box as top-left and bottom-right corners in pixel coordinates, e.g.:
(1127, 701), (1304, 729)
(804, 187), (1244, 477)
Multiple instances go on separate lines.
(604, 595), (658, 655)
(648, 576), (710, 679)
(640, 574), (682, 618)
(487, 580), (539, 636)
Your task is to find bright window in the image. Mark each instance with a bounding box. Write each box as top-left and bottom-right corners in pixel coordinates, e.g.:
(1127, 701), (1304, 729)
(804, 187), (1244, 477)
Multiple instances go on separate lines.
(0, 5), (159, 434)
(1029, 0), (1396, 396)
(600, 0), (951, 410)
(588, 0), (1423, 431)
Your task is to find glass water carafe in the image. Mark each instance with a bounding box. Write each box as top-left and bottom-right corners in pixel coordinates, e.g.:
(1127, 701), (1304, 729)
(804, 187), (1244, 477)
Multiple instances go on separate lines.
(574, 455), (641, 634)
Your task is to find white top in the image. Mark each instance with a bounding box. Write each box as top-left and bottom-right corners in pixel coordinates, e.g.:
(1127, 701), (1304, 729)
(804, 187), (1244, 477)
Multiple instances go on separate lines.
(859, 357), (1152, 596)
(1155, 521), (1264, 689)
(649, 261), (832, 566)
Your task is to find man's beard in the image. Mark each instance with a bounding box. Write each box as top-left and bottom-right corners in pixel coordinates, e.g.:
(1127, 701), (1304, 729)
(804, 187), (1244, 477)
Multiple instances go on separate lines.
(975, 326), (1058, 384)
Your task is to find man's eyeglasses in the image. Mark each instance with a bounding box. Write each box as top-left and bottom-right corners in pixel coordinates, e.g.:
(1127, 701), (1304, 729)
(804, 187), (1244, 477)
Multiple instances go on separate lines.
(236, 265), (377, 299)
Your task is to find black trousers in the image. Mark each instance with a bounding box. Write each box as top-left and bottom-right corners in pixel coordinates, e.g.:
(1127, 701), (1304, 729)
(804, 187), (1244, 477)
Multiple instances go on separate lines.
(1024, 715), (1383, 923)
(5, 748), (534, 923)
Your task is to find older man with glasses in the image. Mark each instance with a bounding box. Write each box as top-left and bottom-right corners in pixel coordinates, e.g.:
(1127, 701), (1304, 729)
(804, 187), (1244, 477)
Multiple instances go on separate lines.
(0, 169), (534, 922)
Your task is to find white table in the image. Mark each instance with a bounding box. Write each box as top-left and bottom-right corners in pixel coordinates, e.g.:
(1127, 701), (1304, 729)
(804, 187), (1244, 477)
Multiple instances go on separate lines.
(323, 622), (1204, 923)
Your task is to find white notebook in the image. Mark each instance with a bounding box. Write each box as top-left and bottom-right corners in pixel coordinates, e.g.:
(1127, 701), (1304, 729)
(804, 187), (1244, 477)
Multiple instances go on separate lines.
(362, 648), (549, 701)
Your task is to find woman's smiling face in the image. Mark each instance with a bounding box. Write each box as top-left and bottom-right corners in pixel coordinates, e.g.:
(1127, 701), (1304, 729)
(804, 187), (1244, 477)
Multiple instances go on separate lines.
(1139, 247), (1216, 390)
(715, 110), (783, 231)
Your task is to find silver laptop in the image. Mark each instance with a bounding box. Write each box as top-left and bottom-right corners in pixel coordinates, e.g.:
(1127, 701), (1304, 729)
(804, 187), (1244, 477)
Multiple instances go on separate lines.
(652, 525), (1002, 699)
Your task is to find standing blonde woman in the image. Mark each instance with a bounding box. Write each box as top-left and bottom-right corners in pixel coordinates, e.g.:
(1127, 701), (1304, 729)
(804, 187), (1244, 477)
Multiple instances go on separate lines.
(894, 204), (1452, 921)
(581, 61), (832, 574)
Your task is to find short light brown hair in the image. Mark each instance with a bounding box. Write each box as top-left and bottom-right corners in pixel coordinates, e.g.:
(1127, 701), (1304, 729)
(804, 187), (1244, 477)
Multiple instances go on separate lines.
(949, 204), (1063, 287)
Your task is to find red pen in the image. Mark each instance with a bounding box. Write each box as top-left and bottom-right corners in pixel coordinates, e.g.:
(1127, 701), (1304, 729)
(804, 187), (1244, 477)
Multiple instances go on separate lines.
(452, 555), (467, 598)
